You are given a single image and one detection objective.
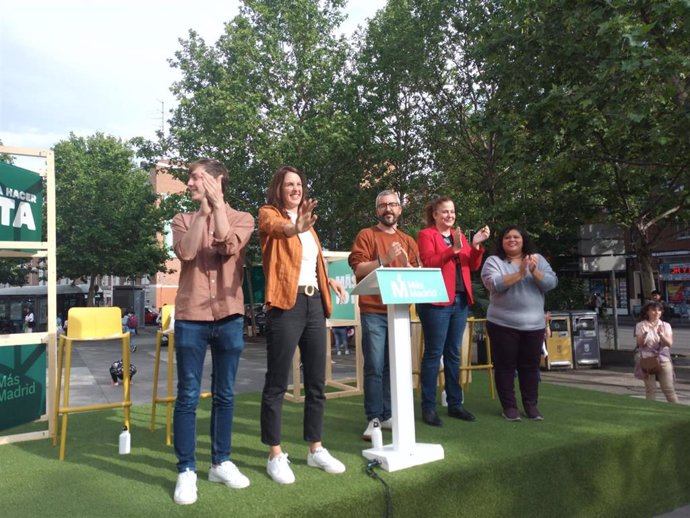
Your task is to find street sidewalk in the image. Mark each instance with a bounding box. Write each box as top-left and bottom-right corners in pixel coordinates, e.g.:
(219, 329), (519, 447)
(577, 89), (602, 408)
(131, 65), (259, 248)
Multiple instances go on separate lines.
(68, 323), (690, 407)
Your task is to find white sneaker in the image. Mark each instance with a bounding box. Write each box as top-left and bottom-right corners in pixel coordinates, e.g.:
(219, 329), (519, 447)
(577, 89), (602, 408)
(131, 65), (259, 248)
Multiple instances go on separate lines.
(267, 453), (295, 484)
(362, 418), (380, 441)
(307, 447), (346, 474)
(174, 470), (197, 505)
(209, 460), (250, 489)
(380, 417), (393, 430)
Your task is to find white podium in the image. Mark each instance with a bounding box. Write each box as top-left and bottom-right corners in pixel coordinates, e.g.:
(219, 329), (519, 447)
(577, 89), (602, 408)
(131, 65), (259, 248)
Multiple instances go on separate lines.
(351, 267), (448, 472)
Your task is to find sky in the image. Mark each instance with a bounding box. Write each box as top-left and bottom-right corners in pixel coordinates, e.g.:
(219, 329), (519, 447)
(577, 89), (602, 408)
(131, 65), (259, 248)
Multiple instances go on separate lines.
(0, 0), (385, 170)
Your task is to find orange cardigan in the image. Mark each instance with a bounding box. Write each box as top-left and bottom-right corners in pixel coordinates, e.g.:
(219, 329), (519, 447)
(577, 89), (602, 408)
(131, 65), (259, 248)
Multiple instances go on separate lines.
(258, 205), (333, 317)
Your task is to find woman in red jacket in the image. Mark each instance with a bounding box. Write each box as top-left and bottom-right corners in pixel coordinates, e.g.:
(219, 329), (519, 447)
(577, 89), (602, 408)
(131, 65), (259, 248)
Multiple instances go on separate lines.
(416, 196), (490, 426)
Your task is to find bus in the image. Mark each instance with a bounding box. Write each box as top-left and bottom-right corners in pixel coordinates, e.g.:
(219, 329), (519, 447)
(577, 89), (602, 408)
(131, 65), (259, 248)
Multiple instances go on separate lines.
(0, 284), (88, 333)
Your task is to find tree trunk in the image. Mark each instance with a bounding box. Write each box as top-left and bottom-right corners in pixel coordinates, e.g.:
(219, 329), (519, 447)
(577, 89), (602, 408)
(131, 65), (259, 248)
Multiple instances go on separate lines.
(632, 225), (656, 301)
(87, 273), (97, 307)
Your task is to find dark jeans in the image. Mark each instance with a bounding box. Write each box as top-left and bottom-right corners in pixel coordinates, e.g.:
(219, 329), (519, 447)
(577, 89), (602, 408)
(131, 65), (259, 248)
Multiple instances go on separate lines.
(485, 320), (545, 412)
(417, 293), (468, 411)
(173, 315), (244, 472)
(361, 313), (392, 422)
(261, 293), (326, 446)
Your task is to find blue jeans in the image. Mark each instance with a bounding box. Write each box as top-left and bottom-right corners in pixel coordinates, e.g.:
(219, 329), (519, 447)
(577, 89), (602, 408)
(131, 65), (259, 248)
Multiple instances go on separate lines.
(332, 327), (349, 353)
(173, 315), (244, 472)
(417, 293), (468, 411)
(361, 313), (391, 422)
(126, 326), (136, 351)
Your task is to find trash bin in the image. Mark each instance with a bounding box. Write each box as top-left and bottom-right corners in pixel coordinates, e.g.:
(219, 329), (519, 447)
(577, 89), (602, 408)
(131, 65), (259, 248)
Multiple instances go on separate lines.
(570, 310), (601, 368)
(543, 312), (573, 370)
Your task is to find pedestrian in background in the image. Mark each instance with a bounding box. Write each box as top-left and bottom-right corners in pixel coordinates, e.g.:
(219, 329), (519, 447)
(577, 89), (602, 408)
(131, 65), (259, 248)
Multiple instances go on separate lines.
(634, 301), (678, 403)
(122, 309), (138, 353)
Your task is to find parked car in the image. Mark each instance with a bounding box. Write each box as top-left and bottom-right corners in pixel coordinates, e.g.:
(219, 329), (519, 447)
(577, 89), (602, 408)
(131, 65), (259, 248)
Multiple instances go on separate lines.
(145, 307), (159, 325)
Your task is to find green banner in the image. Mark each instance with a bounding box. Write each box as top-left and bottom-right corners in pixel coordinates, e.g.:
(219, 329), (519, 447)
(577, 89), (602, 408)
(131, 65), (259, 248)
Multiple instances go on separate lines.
(0, 161), (43, 242)
(376, 268), (449, 304)
(0, 344), (46, 431)
(243, 265), (265, 305)
(328, 259), (356, 320)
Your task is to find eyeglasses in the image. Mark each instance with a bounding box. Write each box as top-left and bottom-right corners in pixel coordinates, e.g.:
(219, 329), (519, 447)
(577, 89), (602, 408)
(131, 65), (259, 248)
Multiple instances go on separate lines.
(376, 202), (401, 210)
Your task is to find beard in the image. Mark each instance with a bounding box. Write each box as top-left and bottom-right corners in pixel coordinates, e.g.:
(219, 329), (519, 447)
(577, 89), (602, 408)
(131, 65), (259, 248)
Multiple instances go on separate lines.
(377, 212), (399, 228)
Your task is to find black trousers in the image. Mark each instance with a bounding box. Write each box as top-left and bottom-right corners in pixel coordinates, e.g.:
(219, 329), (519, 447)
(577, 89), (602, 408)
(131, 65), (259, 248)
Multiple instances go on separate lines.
(260, 293), (327, 446)
(486, 321), (544, 412)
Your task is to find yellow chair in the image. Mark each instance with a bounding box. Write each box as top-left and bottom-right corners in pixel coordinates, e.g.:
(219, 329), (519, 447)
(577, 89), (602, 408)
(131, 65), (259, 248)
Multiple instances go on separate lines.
(460, 318), (495, 399)
(53, 307), (132, 460)
(150, 305), (211, 446)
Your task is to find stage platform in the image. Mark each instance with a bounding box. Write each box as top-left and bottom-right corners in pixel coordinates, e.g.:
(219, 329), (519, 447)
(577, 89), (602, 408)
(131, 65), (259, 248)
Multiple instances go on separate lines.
(3, 372), (690, 517)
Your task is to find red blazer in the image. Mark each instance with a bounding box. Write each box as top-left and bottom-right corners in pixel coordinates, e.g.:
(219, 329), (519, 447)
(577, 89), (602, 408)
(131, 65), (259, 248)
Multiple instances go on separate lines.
(416, 226), (485, 306)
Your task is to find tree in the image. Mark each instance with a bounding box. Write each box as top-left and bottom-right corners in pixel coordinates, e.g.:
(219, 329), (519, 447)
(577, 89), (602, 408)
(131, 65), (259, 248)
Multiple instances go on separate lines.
(349, 0), (443, 233)
(460, 0), (690, 296)
(0, 260), (30, 286)
(54, 133), (169, 305)
(143, 0), (369, 251)
(348, 0), (577, 252)
(0, 138), (14, 165)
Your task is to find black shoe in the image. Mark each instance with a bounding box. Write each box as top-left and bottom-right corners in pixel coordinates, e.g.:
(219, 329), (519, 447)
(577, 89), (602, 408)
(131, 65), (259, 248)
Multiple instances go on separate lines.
(448, 406), (476, 422)
(501, 408), (521, 422)
(422, 409), (443, 427)
(524, 406), (544, 421)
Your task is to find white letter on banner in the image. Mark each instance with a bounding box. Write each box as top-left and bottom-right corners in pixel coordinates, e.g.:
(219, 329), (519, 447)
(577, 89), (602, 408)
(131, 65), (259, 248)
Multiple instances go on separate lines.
(13, 201), (36, 230)
(390, 274), (409, 298)
(0, 197), (15, 226)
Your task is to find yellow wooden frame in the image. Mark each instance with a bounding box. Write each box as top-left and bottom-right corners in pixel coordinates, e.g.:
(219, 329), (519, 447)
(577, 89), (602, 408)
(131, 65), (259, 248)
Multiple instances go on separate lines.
(285, 251), (363, 402)
(0, 146), (57, 446)
(149, 305), (211, 445)
(461, 318), (495, 399)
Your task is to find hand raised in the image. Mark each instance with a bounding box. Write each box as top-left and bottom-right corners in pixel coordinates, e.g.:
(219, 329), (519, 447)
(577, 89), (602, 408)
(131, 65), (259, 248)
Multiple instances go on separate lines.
(519, 256), (529, 277)
(472, 225), (491, 246)
(384, 241), (409, 266)
(295, 198), (318, 234)
(452, 227), (464, 251)
(202, 172), (224, 210)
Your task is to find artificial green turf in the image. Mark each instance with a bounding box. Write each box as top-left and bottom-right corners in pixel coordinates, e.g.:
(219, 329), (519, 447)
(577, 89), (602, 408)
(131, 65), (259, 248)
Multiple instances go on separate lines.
(2, 374), (690, 517)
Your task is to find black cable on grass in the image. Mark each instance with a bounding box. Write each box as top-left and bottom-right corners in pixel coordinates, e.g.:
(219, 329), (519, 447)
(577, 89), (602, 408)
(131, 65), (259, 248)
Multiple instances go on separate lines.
(365, 459), (392, 518)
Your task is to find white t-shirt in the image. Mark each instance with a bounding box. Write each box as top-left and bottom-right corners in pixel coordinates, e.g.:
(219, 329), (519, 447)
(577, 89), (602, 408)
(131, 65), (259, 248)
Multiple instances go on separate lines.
(287, 210), (318, 287)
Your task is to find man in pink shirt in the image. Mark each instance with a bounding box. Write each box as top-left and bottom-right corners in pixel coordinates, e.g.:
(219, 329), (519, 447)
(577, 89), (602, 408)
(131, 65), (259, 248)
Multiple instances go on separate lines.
(170, 159), (254, 505)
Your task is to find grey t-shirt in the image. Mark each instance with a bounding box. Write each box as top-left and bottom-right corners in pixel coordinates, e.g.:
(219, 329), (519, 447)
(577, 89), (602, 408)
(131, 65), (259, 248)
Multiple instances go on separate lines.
(481, 254), (558, 330)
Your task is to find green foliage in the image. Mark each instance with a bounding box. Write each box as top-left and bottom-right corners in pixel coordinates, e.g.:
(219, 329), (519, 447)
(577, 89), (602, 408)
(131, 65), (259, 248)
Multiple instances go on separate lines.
(156, 0), (370, 250)
(460, 0), (690, 270)
(54, 133), (169, 304)
(0, 259), (29, 286)
(545, 276), (589, 311)
(130, 0), (690, 277)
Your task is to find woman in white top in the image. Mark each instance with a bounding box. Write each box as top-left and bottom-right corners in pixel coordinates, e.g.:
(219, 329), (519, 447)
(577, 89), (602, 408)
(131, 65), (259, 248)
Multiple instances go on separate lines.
(258, 166), (347, 485)
(634, 301), (678, 403)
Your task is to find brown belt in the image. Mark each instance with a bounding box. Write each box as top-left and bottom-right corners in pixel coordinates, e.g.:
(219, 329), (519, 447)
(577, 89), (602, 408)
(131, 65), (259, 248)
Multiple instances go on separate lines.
(297, 285), (319, 296)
